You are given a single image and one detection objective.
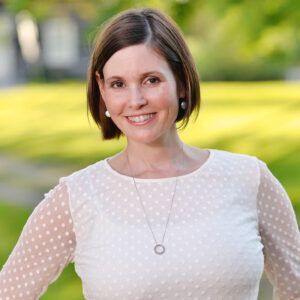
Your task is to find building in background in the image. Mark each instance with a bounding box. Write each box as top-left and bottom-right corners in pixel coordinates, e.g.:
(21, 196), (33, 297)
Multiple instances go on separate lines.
(1, 0), (299, 86)
(0, 3), (22, 86)
(0, 2), (90, 87)
(40, 12), (89, 80)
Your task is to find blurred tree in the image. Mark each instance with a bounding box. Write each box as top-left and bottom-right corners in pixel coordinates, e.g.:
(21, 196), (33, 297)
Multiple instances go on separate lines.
(4, 0), (300, 80)
(189, 0), (300, 80)
(6, 0), (98, 20)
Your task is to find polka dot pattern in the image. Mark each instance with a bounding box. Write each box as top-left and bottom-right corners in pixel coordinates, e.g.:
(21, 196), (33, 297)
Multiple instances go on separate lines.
(0, 181), (75, 299)
(257, 160), (300, 299)
(0, 148), (299, 299)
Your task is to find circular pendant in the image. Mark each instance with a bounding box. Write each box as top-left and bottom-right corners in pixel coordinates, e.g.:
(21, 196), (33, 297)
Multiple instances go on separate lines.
(154, 244), (165, 255)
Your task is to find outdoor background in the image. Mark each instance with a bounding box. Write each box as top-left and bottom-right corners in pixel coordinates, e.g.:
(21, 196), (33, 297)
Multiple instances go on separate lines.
(0, 0), (299, 299)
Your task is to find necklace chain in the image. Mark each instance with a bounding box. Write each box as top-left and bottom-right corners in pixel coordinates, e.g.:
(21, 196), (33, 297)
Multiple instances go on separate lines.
(126, 144), (183, 255)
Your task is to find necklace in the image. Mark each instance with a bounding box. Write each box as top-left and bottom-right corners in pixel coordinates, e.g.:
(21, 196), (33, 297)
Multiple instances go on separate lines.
(126, 144), (183, 255)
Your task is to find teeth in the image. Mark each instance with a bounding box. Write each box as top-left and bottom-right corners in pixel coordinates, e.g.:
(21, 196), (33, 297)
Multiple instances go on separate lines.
(128, 114), (154, 123)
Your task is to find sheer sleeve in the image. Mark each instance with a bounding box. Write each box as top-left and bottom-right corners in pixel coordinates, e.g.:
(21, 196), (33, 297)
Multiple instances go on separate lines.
(0, 180), (76, 300)
(257, 159), (300, 300)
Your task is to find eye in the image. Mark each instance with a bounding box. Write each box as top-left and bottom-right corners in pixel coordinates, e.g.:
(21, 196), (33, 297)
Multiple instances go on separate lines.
(111, 81), (124, 88)
(145, 76), (160, 85)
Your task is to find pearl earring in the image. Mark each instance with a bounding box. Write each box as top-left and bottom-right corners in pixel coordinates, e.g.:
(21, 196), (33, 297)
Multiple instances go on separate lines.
(105, 110), (111, 118)
(180, 98), (187, 110)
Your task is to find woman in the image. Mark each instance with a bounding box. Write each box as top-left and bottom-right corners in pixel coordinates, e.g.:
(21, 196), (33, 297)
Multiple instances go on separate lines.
(0, 7), (299, 300)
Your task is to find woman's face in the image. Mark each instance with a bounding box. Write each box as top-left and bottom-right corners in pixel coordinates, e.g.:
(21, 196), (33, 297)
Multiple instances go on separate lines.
(96, 44), (184, 144)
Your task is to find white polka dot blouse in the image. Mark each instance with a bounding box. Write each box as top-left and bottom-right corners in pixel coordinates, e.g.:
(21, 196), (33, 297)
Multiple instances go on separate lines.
(0, 149), (299, 299)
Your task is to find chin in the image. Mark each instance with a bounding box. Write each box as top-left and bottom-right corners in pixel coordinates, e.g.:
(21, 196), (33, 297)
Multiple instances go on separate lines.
(126, 132), (163, 144)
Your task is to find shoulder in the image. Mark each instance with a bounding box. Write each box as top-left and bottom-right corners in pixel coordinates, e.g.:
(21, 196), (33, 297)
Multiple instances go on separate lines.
(58, 159), (106, 186)
(210, 148), (266, 180)
(211, 148), (266, 192)
(211, 148), (261, 165)
(55, 160), (108, 222)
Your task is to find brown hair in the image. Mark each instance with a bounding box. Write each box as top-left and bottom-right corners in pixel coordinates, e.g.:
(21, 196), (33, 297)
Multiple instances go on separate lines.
(87, 7), (200, 140)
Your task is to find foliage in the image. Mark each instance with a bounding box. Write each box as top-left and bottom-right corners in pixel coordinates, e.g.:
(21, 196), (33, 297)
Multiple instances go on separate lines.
(4, 0), (300, 80)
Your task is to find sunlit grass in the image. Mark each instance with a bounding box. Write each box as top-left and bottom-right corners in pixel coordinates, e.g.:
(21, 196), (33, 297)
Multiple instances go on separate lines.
(0, 81), (299, 201)
(0, 80), (299, 299)
(0, 82), (123, 166)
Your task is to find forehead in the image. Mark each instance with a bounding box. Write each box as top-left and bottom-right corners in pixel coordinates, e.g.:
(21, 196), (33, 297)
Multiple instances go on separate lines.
(102, 44), (171, 77)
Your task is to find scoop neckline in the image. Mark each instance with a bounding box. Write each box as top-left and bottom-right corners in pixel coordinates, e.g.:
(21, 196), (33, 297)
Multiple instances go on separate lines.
(102, 148), (214, 182)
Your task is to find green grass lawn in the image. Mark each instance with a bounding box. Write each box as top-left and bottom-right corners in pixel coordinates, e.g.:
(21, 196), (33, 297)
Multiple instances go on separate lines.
(0, 81), (299, 298)
(0, 81), (299, 200)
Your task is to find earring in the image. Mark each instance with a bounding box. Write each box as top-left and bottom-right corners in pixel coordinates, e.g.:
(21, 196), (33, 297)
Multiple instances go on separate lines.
(105, 110), (111, 118)
(179, 98), (187, 110)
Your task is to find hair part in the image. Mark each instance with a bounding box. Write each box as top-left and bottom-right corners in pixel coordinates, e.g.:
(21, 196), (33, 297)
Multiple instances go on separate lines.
(87, 7), (201, 140)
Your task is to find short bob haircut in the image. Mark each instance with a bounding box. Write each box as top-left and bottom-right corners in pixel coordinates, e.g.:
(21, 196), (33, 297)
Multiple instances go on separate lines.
(87, 7), (200, 140)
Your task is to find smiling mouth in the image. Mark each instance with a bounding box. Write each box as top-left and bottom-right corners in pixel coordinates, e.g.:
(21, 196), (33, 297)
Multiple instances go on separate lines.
(126, 113), (156, 123)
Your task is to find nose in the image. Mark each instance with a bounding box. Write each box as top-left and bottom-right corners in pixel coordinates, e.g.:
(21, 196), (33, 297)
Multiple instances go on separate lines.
(128, 86), (147, 109)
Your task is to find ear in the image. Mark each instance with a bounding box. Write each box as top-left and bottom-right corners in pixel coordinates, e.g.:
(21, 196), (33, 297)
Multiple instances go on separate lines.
(95, 71), (106, 100)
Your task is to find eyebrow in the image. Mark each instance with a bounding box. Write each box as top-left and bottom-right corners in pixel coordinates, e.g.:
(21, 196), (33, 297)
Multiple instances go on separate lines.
(105, 71), (163, 82)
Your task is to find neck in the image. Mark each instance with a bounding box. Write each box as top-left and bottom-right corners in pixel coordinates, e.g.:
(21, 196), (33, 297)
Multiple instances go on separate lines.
(124, 131), (185, 176)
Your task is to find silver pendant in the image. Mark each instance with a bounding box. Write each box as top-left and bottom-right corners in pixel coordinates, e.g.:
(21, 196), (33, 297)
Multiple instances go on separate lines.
(154, 244), (165, 255)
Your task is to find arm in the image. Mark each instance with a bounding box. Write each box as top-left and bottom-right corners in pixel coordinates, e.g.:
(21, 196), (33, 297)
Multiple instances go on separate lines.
(0, 180), (76, 299)
(257, 159), (300, 300)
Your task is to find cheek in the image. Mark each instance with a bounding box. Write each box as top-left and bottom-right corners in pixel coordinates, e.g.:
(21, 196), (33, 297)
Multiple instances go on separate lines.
(145, 84), (178, 109)
(103, 92), (125, 113)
